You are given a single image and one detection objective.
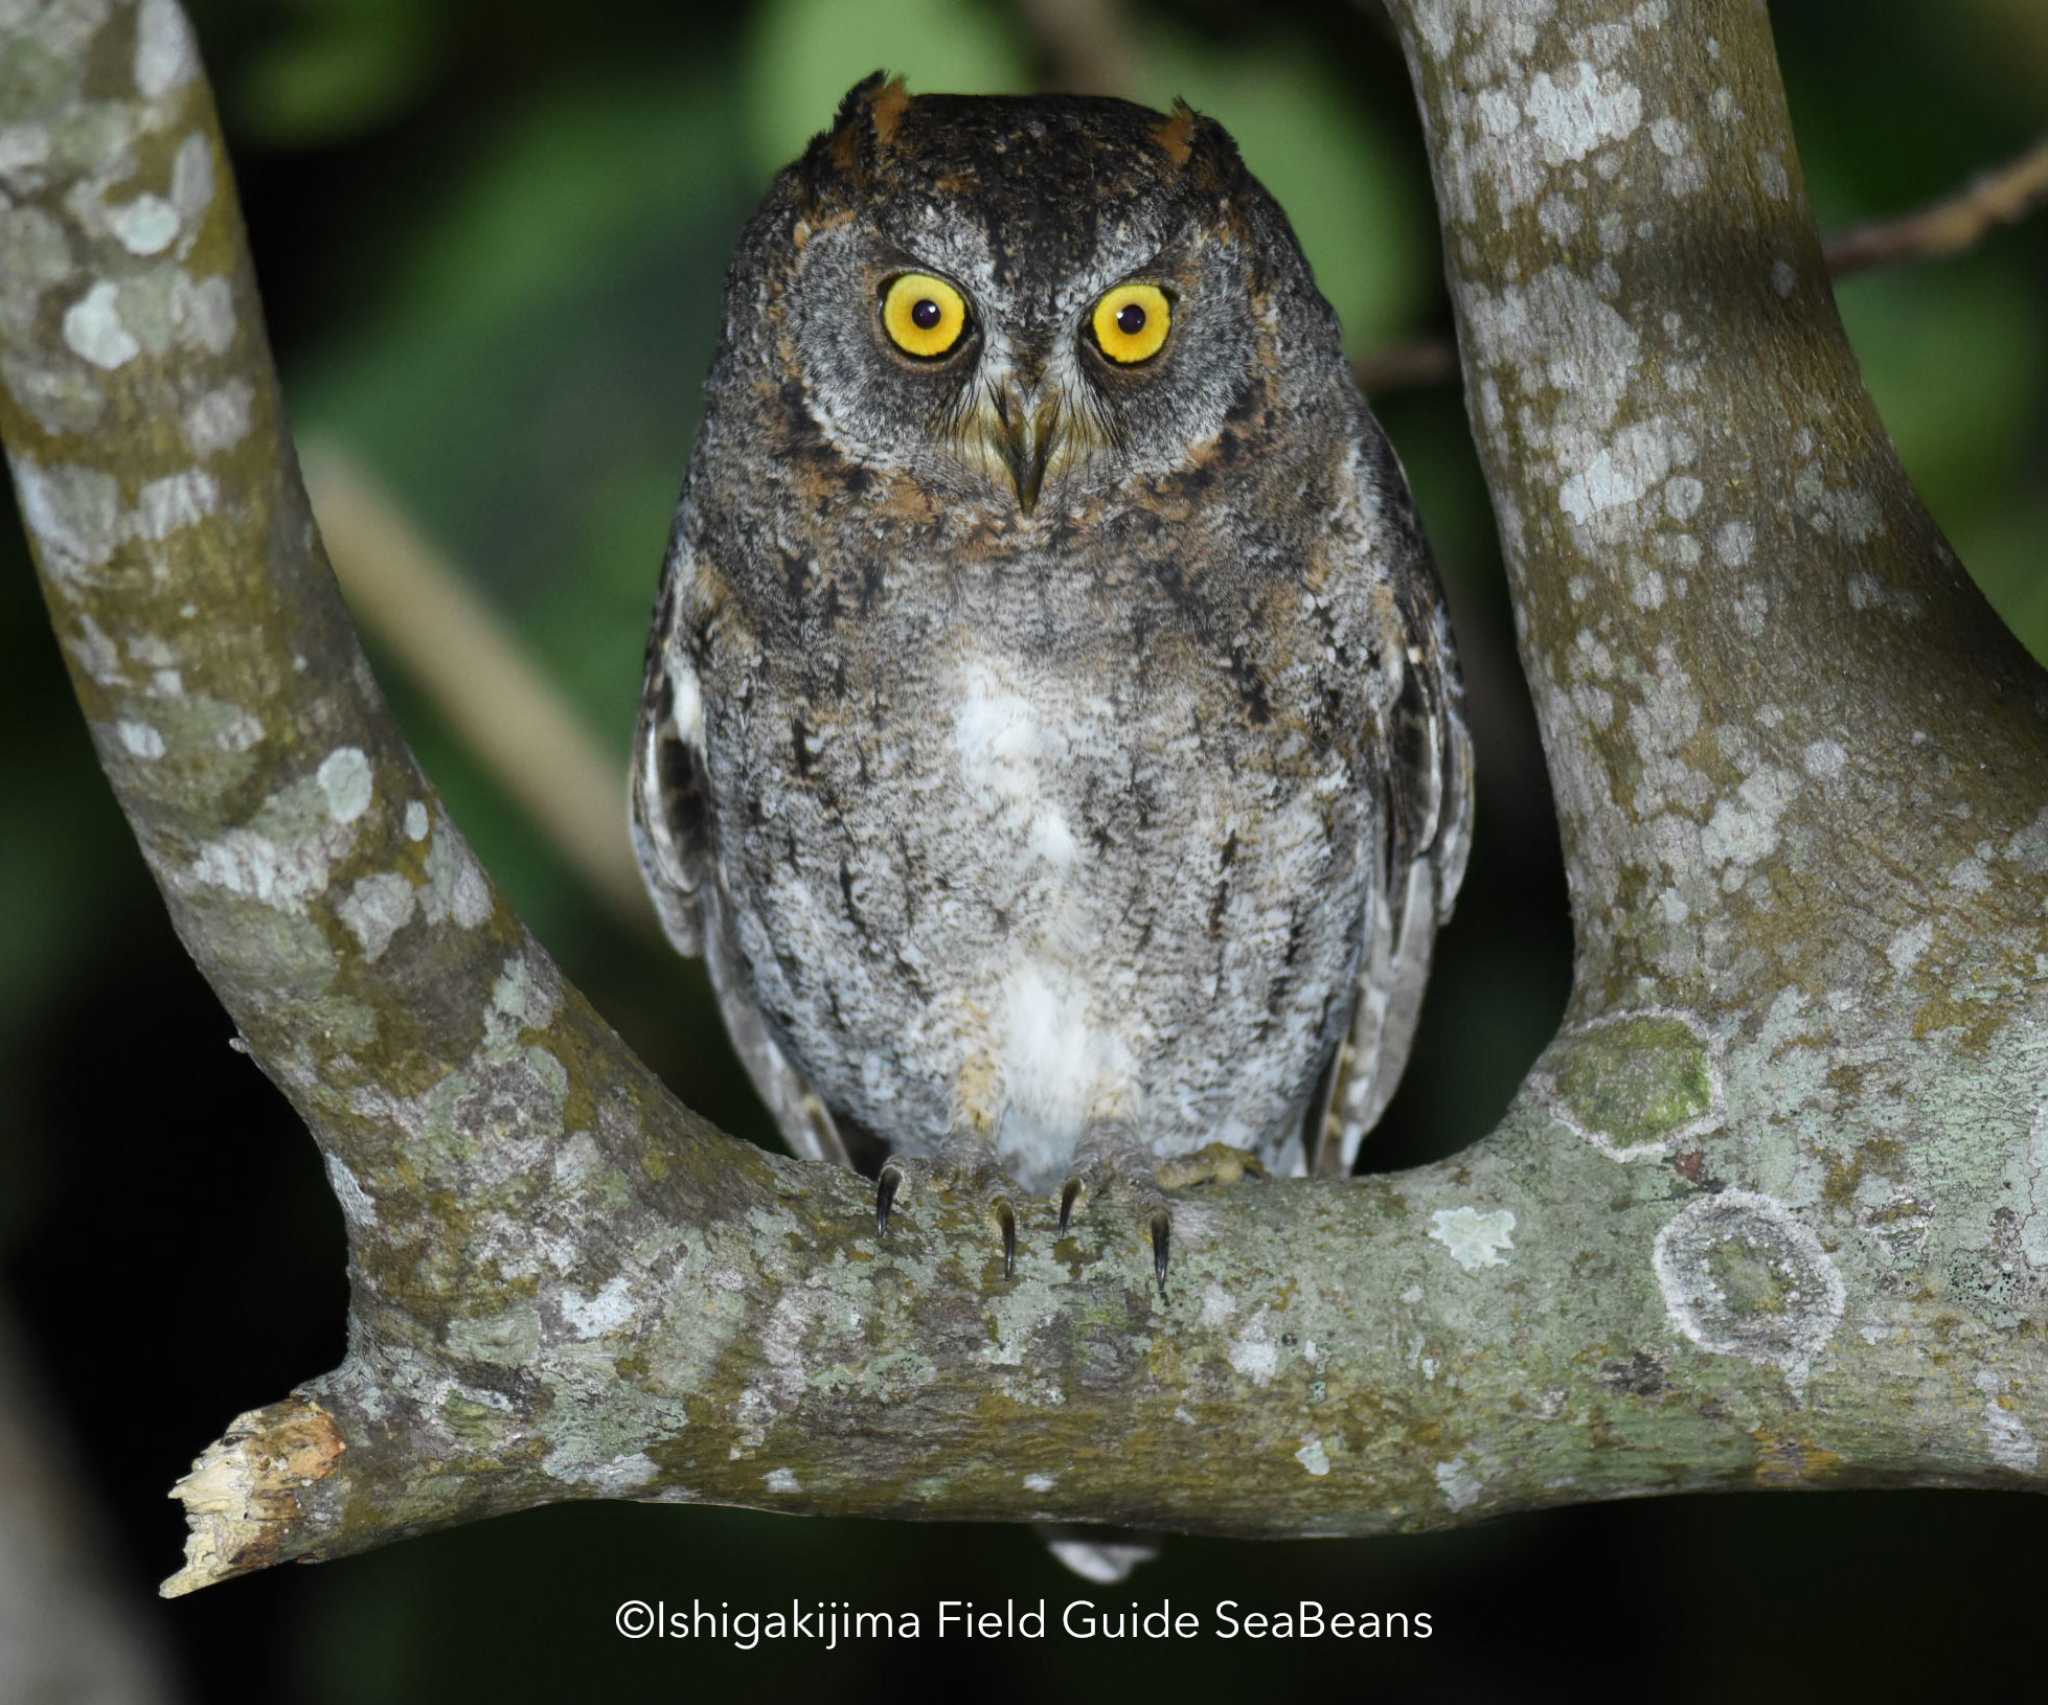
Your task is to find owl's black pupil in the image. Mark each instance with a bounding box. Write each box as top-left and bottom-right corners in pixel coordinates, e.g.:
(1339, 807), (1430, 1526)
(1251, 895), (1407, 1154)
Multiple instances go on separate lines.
(910, 298), (942, 330)
(1116, 303), (1148, 336)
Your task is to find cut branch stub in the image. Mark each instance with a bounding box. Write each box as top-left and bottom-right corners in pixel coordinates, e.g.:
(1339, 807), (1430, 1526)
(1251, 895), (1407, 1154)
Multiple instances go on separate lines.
(2, 0), (2043, 1600)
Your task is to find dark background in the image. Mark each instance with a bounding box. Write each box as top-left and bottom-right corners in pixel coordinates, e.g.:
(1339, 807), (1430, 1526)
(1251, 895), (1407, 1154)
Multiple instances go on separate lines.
(3, 0), (2043, 1697)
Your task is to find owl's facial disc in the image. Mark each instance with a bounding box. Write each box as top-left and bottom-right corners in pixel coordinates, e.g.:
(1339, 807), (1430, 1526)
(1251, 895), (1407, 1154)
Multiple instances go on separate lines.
(787, 196), (1260, 514)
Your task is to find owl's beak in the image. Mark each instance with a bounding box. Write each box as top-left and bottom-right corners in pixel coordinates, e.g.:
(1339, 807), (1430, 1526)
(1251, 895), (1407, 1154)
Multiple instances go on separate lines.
(985, 384), (1061, 515)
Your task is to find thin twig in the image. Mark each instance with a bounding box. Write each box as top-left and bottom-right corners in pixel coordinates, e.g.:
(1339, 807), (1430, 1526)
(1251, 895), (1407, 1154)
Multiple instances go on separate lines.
(1822, 133), (2048, 275)
(1352, 337), (1460, 396)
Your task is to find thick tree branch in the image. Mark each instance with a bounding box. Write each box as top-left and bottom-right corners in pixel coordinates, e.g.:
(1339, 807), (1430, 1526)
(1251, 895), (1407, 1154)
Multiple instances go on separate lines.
(3, 0), (2042, 1601)
(1355, 131), (2048, 394)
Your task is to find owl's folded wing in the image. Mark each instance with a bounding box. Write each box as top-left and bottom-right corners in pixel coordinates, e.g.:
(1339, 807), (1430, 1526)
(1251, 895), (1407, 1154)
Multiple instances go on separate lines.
(630, 545), (857, 1170)
(1305, 496), (1475, 1177)
(630, 598), (711, 960)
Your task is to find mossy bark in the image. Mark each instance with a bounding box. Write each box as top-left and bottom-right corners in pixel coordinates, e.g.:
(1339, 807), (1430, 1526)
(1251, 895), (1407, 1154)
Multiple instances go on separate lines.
(2, 0), (2041, 1599)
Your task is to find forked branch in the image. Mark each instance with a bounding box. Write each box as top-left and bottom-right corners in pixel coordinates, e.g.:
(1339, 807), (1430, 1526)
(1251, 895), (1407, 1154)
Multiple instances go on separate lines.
(0, 0), (2040, 1600)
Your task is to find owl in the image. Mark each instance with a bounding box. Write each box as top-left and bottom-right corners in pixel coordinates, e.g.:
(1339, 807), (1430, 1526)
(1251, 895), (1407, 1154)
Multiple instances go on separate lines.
(633, 75), (1472, 1298)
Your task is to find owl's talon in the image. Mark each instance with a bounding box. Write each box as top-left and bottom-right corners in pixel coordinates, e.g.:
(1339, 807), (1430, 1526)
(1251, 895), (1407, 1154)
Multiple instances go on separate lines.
(997, 1198), (1018, 1279)
(1055, 1153), (1175, 1296)
(876, 1164), (902, 1236)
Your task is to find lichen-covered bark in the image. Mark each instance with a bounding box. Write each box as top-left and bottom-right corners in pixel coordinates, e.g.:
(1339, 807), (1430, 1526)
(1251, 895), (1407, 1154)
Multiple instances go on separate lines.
(1392, 0), (2048, 1002)
(3, 0), (2042, 1599)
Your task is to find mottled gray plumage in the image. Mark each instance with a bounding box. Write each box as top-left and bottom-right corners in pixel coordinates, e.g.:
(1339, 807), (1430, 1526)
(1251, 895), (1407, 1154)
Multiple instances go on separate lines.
(633, 77), (1472, 1280)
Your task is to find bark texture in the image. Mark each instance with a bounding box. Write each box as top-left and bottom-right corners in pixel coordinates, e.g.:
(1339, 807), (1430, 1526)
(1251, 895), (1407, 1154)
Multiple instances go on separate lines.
(2, 0), (2041, 1599)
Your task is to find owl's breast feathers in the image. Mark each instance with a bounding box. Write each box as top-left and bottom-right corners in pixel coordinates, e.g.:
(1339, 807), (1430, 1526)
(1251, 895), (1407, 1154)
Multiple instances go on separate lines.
(634, 405), (1470, 1183)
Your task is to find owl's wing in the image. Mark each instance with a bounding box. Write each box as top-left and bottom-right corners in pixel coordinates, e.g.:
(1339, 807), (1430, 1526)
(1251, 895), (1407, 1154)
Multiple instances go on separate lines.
(1305, 470), (1475, 1177)
(630, 584), (710, 960)
(631, 545), (855, 1170)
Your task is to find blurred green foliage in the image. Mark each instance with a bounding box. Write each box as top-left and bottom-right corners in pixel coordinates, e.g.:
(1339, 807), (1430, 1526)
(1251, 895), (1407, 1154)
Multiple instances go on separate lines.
(1, 1), (2043, 1699)
(233, 0), (446, 144)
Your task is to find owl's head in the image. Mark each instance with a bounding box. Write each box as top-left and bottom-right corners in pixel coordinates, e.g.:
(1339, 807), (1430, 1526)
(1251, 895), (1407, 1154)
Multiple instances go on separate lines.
(721, 75), (1344, 516)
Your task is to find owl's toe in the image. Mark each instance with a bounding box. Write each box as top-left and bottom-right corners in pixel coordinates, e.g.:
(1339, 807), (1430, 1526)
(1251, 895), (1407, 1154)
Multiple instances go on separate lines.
(1054, 1155), (1174, 1299)
(997, 1197), (1018, 1279)
(1145, 1143), (1269, 1297)
(872, 1153), (1024, 1284)
(1154, 1140), (1268, 1191)
(875, 1162), (903, 1234)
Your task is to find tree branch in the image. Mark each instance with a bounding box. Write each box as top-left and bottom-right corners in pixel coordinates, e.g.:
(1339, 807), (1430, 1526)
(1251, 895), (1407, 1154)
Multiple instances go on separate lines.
(1355, 131), (2048, 395)
(1822, 133), (2048, 276)
(3, 0), (2042, 1601)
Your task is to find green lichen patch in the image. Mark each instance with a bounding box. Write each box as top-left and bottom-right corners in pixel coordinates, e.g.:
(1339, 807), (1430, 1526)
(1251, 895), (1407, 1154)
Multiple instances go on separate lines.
(1548, 1010), (1719, 1159)
(1705, 1237), (1792, 1316)
(1820, 1136), (1906, 1212)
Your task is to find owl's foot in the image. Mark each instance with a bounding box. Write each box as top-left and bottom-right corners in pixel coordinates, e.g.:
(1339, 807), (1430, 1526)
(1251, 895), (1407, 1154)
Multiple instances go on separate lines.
(1055, 1139), (1175, 1300)
(1057, 1140), (1269, 1299)
(875, 1153), (1022, 1280)
(1057, 1179), (1169, 1297)
(1154, 1141), (1268, 1191)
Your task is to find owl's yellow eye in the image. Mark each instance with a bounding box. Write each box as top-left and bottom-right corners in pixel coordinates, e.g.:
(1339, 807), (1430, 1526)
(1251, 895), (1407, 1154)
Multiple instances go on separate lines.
(882, 273), (969, 359)
(1090, 283), (1171, 364)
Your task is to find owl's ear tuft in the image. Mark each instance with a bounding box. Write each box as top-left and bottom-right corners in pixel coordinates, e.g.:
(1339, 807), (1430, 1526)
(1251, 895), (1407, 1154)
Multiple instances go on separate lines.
(807, 71), (913, 191)
(1153, 98), (1246, 196)
(865, 74), (913, 147)
(832, 71), (894, 130)
(1151, 100), (1199, 167)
